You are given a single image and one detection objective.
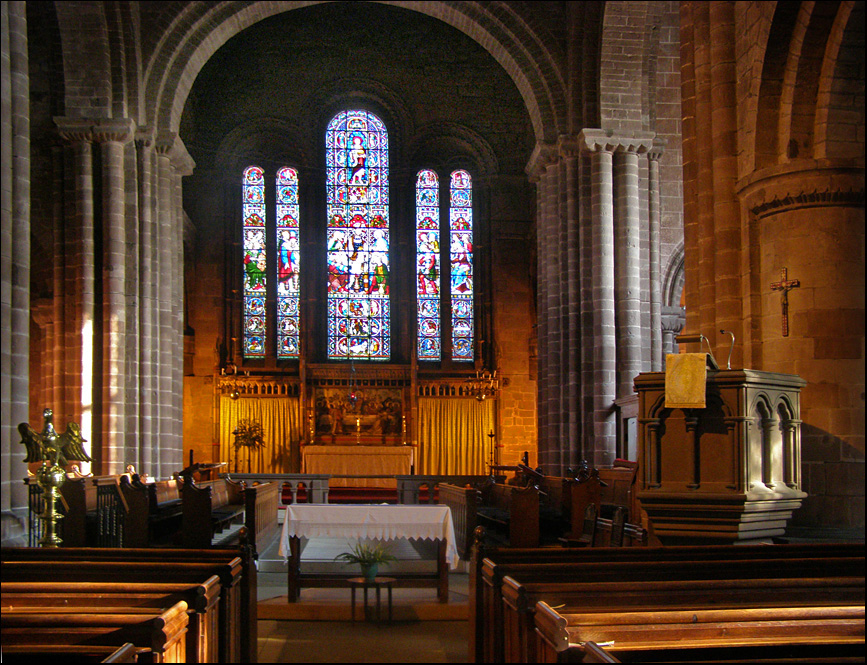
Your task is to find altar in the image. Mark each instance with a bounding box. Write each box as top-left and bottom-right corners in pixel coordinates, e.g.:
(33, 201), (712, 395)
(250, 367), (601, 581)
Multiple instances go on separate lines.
(301, 445), (414, 488)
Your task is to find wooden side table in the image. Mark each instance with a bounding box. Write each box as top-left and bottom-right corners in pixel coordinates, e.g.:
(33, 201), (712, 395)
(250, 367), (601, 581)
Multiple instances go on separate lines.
(348, 577), (396, 622)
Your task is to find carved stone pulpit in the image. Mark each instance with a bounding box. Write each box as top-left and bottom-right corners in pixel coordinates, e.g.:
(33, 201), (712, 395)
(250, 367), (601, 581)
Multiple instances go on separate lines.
(634, 368), (808, 545)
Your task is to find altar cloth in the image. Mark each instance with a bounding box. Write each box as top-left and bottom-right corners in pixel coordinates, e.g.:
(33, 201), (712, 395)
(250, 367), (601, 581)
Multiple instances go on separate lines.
(279, 503), (459, 569)
(301, 445), (413, 488)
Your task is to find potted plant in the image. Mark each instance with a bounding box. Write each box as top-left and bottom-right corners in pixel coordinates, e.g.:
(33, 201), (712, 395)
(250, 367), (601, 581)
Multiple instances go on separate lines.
(232, 419), (265, 473)
(334, 540), (397, 582)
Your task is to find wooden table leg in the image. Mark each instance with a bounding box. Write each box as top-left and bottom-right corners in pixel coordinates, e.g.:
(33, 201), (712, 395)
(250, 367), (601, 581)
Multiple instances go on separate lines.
(287, 534), (301, 602)
(437, 538), (449, 603)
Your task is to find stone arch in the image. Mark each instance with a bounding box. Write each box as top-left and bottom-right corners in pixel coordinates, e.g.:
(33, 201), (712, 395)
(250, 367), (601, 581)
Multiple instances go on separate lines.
(815, 1), (864, 160)
(299, 77), (415, 169)
(144, 2), (568, 145)
(662, 242), (685, 308)
(406, 122), (500, 179)
(213, 118), (313, 178)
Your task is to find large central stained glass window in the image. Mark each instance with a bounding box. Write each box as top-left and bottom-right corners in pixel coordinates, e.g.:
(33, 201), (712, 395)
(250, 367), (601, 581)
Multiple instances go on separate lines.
(326, 110), (390, 361)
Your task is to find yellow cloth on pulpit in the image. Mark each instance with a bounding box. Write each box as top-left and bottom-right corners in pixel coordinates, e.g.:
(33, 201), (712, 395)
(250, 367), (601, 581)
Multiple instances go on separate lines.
(417, 397), (495, 475)
(665, 353), (707, 409)
(219, 396), (303, 473)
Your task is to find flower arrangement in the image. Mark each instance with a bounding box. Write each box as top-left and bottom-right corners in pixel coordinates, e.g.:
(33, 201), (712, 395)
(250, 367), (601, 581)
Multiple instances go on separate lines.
(232, 419), (265, 472)
(232, 419), (265, 450)
(334, 541), (397, 581)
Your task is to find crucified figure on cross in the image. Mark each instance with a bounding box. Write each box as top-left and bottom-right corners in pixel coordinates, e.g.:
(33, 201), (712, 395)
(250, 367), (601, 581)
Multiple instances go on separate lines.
(771, 267), (800, 337)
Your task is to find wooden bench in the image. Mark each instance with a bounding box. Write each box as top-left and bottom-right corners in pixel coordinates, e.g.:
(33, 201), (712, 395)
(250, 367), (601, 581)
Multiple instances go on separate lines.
(468, 534), (865, 663)
(1, 600), (189, 663)
(243, 481), (281, 559)
(438, 482), (483, 559)
(504, 568), (866, 663)
(119, 477), (185, 548)
(25, 474), (121, 547)
(2, 576), (222, 663)
(475, 481), (542, 548)
(1, 543), (256, 663)
(534, 601), (865, 663)
(181, 477), (247, 549)
(0, 642), (149, 663)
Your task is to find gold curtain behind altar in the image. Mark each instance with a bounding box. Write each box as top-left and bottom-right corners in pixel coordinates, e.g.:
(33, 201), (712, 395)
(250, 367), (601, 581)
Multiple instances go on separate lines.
(219, 396), (303, 474)
(417, 397), (495, 475)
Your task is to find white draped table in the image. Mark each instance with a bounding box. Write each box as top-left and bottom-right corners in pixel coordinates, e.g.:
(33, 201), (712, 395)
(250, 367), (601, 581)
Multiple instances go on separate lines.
(279, 504), (459, 602)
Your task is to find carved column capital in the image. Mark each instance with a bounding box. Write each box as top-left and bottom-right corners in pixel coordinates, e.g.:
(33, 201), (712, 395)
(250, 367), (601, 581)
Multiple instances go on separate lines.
(578, 129), (656, 155)
(557, 134), (582, 159)
(54, 117), (95, 144)
(91, 118), (135, 144)
(525, 141), (558, 181)
(648, 136), (667, 162)
(154, 130), (196, 175)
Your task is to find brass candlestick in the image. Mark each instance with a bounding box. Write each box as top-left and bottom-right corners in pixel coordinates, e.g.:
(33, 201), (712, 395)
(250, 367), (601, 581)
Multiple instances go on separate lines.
(19, 408), (91, 548)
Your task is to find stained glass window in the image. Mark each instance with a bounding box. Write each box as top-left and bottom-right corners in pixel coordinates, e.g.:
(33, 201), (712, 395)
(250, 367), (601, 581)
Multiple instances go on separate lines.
(326, 110), (390, 361)
(242, 165), (266, 358)
(416, 169), (441, 361)
(450, 169), (474, 362)
(276, 167), (300, 358)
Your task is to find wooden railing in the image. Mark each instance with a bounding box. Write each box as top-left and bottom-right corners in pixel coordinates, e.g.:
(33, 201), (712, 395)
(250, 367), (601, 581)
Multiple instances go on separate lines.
(224, 473), (331, 503)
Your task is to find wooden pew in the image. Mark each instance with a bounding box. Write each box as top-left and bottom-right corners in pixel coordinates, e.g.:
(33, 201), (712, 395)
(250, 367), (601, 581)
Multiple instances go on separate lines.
(438, 482), (482, 559)
(503, 572), (866, 663)
(2, 577), (222, 663)
(182, 477), (247, 549)
(534, 601), (865, 663)
(119, 477), (184, 548)
(1, 543), (256, 663)
(1, 601), (190, 663)
(243, 481), (280, 560)
(467, 531), (864, 663)
(475, 481), (542, 548)
(0, 642), (150, 664)
(25, 474), (120, 547)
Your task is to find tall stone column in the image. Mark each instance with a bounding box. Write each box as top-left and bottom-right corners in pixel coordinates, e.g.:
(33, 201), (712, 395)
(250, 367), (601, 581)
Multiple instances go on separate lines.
(135, 132), (158, 469)
(54, 120), (96, 464)
(580, 130), (617, 466)
(614, 145), (643, 399)
(155, 135), (175, 474)
(1, 0), (29, 543)
(560, 137), (582, 470)
(172, 148), (194, 464)
(94, 119), (134, 474)
(527, 142), (557, 470)
(153, 131), (193, 477)
(648, 140), (665, 370)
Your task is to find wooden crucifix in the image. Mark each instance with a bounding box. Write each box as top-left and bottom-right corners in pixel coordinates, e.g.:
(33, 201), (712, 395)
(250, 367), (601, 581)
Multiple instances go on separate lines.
(770, 267), (800, 337)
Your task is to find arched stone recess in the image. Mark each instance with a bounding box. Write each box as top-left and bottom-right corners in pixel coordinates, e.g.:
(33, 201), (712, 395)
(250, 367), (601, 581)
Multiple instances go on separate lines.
(815, 1), (864, 161)
(660, 242), (686, 357)
(212, 119), (315, 178)
(143, 2), (567, 145)
(749, 391), (804, 496)
(642, 392), (736, 493)
(298, 77), (415, 168)
(406, 123), (500, 179)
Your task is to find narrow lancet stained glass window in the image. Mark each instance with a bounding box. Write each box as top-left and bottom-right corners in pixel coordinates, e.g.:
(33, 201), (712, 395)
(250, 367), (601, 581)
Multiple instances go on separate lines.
(242, 165), (266, 358)
(416, 169), (441, 361)
(276, 167), (300, 358)
(450, 170), (473, 362)
(326, 110), (390, 361)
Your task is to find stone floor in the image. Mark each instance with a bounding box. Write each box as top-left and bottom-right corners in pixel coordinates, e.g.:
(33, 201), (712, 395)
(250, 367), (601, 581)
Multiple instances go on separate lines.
(255, 529), (470, 663)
